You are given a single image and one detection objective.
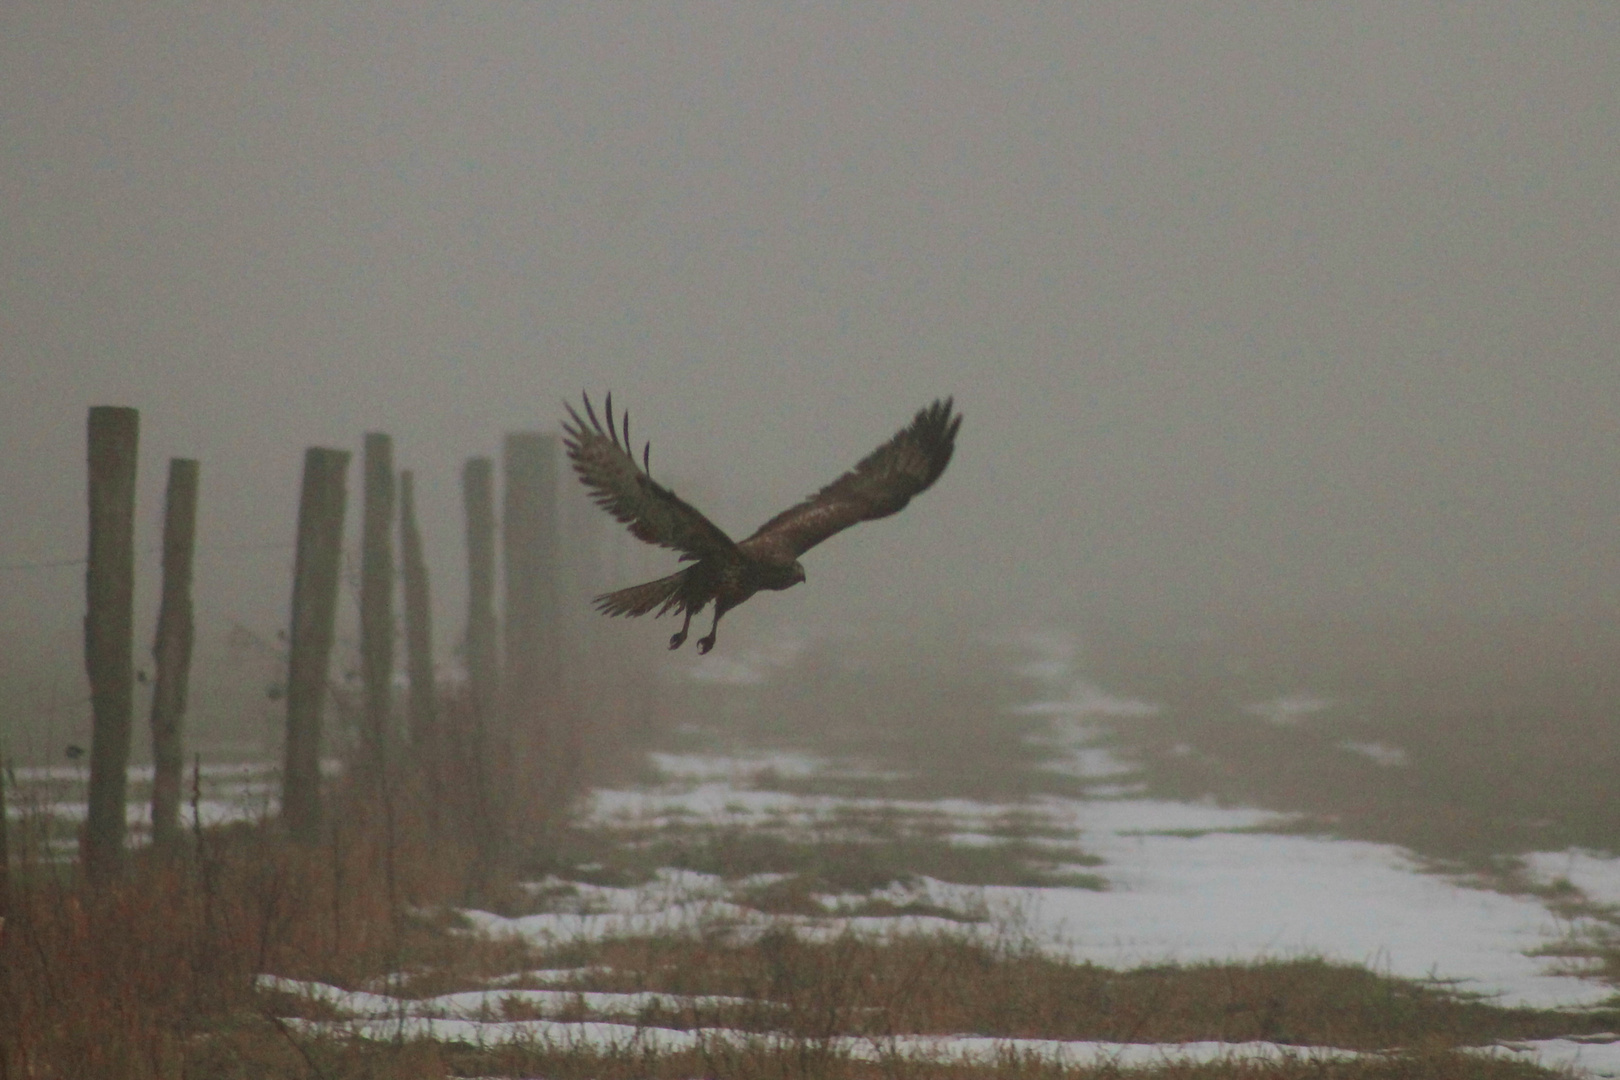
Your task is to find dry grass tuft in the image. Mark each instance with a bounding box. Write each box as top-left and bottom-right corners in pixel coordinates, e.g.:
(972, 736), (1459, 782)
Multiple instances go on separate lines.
(533, 931), (1617, 1050)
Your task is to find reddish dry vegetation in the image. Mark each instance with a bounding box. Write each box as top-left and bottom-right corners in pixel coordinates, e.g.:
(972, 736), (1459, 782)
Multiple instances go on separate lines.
(3, 798), (1604, 1079)
(3, 619), (1616, 1079)
(0, 684), (589, 1079)
(2, 777), (471, 1076)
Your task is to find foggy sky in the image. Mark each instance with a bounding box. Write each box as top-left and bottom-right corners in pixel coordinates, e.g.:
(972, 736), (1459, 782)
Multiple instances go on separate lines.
(3, 3), (1617, 670)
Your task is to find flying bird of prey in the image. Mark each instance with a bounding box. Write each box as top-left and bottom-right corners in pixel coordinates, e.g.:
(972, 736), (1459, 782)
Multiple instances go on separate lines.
(564, 394), (961, 654)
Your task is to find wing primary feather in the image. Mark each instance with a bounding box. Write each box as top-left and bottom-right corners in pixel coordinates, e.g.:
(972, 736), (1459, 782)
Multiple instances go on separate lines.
(563, 391), (742, 562)
(739, 396), (962, 561)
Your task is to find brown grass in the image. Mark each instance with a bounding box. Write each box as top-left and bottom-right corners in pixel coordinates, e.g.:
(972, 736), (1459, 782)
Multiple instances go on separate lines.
(4, 616), (1615, 1079)
(0, 782), (466, 1076)
(5, 786), (1595, 1079)
(0, 683), (582, 1079)
(528, 932), (1615, 1050)
(427, 1044), (1558, 1080)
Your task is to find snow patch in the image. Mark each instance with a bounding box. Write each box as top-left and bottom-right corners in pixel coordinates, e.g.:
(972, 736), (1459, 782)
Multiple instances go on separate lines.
(1245, 694), (1333, 726)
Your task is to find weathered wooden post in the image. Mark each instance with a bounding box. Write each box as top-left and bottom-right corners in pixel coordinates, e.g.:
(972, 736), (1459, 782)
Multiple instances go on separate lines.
(462, 458), (498, 723)
(359, 433), (396, 771)
(461, 456), (503, 878)
(501, 434), (560, 746)
(398, 469), (436, 746)
(557, 473), (606, 773)
(149, 457), (199, 852)
(283, 448), (350, 844)
(83, 405), (139, 881)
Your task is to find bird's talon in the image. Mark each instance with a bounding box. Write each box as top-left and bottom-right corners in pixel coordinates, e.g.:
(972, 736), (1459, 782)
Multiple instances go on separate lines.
(697, 637), (715, 654)
(668, 632), (686, 650)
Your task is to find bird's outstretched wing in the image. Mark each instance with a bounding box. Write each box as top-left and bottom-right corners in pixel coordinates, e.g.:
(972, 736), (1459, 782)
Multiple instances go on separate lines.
(742, 398), (961, 562)
(563, 393), (738, 562)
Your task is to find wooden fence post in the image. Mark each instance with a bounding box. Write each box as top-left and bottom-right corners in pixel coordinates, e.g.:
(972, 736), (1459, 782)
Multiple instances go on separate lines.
(83, 405), (139, 881)
(399, 469), (436, 746)
(149, 457), (199, 853)
(461, 456), (503, 877)
(359, 433), (396, 772)
(501, 434), (560, 749)
(462, 458), (498, 725)
(283, 448), (350, 844)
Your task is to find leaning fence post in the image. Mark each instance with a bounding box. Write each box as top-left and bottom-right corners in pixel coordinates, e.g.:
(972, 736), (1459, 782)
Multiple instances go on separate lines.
(399, 469), (436, 746)
(283, 448), (350, 844)
(149, 457), (199, 853)
(83, 405), (139, 882)
(359, 433), (396, 773)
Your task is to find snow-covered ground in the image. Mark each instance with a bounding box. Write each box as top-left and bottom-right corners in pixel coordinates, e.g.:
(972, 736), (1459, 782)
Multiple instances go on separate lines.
(999, 631), (1616, 1009)
(4, 757), (341, 846)
(407, 630), (1620, 1073)
(501, 782), (1609, 1010)
(266, 966), (1620, 1075)
(17, 631), (1620, 1073)
(292, 630), (1620, 1074)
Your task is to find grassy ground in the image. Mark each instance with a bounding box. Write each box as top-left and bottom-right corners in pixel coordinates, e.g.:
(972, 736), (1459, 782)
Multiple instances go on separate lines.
(526, 805), (1106, 904)
(187, 1038), (1567, 1080)
(13, 829), (1590, 1078)
(6, 615), (1620, 1077)
(1075, 611), (1620, 861)
(212, 925), (1620, 1078)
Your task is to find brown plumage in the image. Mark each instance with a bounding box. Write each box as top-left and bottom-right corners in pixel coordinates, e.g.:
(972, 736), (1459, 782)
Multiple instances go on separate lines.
(563, 394), (961, 653)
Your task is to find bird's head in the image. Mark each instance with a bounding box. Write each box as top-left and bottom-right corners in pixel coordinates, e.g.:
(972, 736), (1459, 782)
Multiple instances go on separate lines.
(791, 560), (806, 584)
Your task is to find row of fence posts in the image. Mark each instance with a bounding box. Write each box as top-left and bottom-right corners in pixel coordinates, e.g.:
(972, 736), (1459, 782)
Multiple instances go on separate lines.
(71, 405), (569, 880)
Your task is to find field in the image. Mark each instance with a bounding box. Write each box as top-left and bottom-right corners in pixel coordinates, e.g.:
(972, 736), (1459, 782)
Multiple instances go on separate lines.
(5, 617), (1620, 1078)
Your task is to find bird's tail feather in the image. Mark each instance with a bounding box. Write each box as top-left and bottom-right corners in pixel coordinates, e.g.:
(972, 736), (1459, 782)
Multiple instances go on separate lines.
(594, 569), (690, 618)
